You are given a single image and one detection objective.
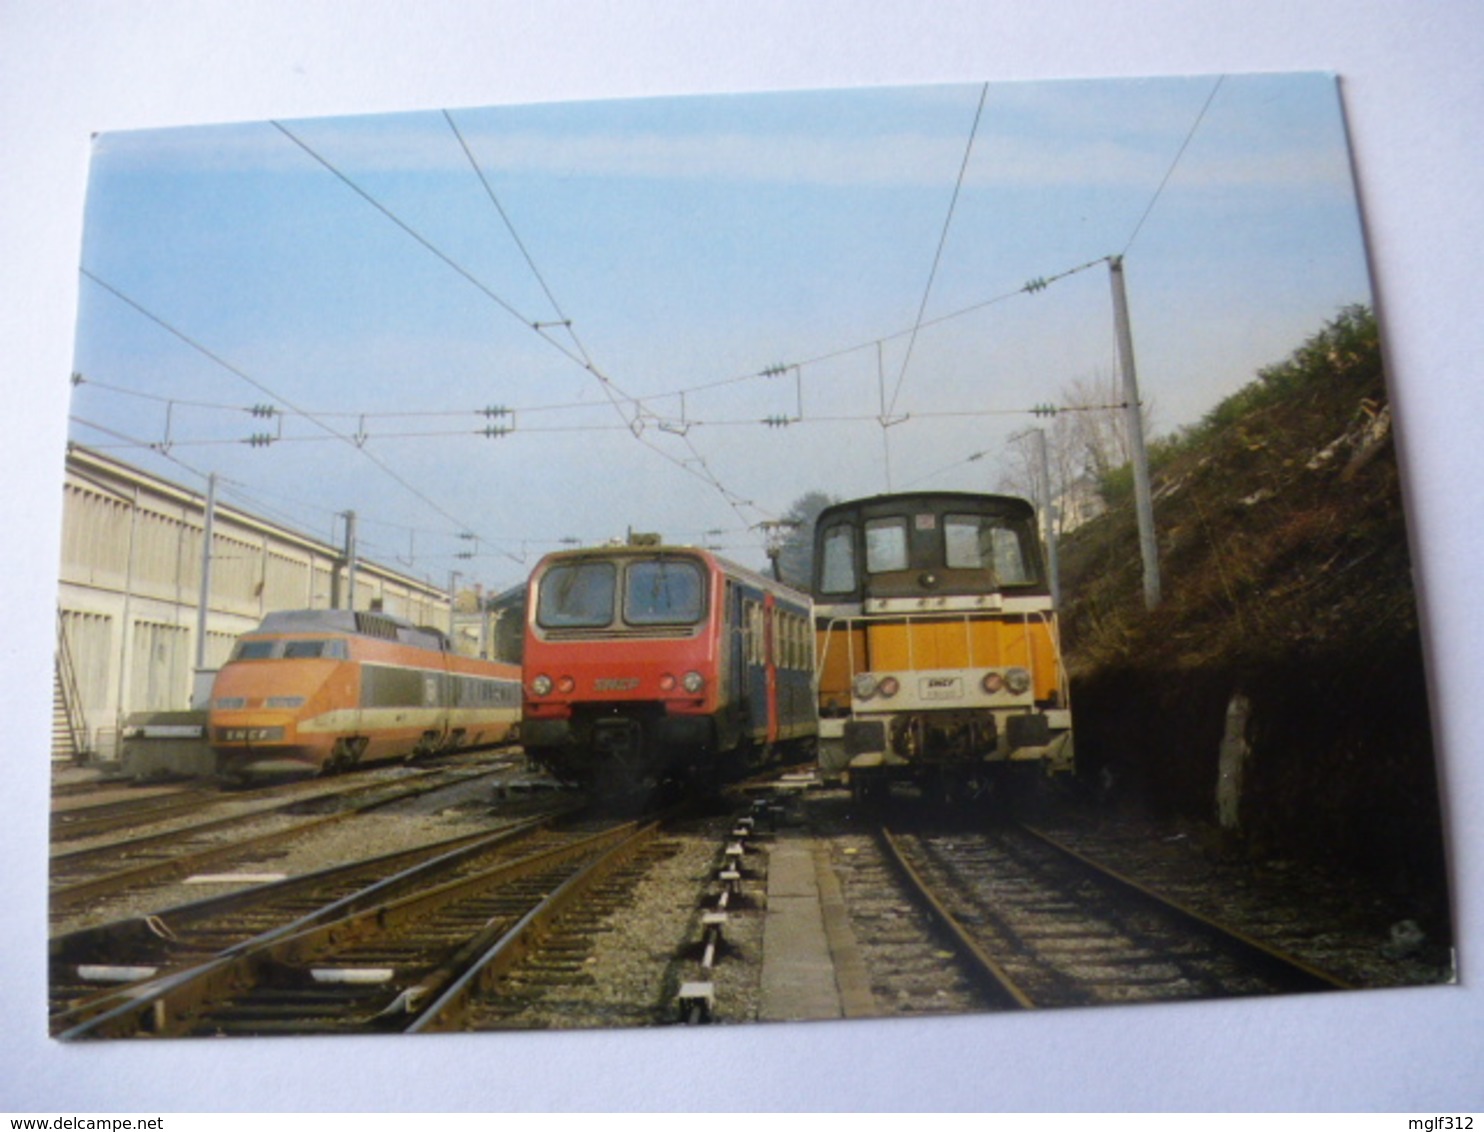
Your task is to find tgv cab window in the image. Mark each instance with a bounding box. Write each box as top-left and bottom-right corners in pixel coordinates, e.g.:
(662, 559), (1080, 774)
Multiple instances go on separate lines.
(625, 559), (705, 625)
(945, 514), (1036, 585)
(230, 638), (348, 661)
(818, 524), (858, 594)
(281, 639), (347, 660)
(537, 561), (617, 628)
(231, 639), (277, 661)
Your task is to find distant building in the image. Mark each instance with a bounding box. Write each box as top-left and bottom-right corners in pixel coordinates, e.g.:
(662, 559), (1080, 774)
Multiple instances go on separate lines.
(55, 445), (449, 763)
(450, 583), (527, 665)
(1055, 474), (1106, 534)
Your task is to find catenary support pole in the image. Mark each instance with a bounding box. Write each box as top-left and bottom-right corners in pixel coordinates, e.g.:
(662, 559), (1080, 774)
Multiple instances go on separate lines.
(1108, 255), (1161, 609)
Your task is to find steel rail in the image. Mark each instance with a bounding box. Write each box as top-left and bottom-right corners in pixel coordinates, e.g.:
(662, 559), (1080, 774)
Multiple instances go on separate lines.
(49, 766), (502, 912)
(59, 820), (646, 1039)
(51, 789), (221, 841)
(407, 818), (665, 1032)
(1018, 824), (1354, 993)
(877, 826), (1036, 1010)
(49, 807), (580, 1032)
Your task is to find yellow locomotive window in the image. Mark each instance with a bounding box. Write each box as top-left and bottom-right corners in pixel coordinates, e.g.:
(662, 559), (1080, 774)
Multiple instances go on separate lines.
(945, 513), (1037, 585)
(819, 524), (857, 594)
(865, 517), (909, 572)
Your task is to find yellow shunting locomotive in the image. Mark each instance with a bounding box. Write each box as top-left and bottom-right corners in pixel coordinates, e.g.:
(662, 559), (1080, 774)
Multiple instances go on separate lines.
(811, 491), (1073, 800)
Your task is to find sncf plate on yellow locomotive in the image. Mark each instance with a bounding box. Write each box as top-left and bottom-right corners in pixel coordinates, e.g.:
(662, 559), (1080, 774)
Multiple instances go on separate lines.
(918, 674), (965, 700)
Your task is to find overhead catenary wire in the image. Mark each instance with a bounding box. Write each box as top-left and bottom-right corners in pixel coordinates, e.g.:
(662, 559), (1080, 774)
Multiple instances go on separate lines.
(443, 110), (600, 374)
(1122, 75), (1225, 256)
(76, 250), (1114, 437)
(438, 107), (775, 533)
(78, 269), (501, 556)
(77, 82), (1230, 572)
(885, 82), (989, 420)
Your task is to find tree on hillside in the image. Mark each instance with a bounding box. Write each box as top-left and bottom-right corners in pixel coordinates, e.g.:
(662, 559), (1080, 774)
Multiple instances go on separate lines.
(998, 369), (1155, 533)
(771, 490), (838, 588)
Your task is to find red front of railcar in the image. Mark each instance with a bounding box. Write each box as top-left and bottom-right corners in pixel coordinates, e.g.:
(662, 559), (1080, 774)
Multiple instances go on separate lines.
(521, 548), (729, 788)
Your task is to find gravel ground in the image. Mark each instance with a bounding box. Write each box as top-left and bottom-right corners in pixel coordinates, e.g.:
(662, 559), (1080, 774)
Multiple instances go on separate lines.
(459, 809), (758, 1031)
(49, 767), (549, 936)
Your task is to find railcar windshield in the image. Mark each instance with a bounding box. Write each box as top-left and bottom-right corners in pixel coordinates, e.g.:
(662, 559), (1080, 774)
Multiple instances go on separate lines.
(625, 558), (705, 625)
(537, 561), (617, 628)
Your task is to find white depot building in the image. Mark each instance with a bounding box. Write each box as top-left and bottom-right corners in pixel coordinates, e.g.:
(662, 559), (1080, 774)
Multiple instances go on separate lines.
(55, 445), (451, 764)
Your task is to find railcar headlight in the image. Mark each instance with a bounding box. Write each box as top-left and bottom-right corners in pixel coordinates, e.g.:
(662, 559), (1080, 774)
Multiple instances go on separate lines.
(531, 674), (553, 696)
(981, 672), (1004, 694)
(877, 676), (900, 699)
(659, 673), (677, 691)
(852, 673), (878, 700)
(557, 676), (576, 694)
(1004, 667), (1032, 695)
(682, 671), (705, 694)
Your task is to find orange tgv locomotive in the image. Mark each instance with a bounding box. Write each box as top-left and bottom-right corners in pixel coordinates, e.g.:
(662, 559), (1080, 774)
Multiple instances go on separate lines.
(811, 491), (1073, 800)
(521, 543), (816, 792)
(208, 608), (521, 779)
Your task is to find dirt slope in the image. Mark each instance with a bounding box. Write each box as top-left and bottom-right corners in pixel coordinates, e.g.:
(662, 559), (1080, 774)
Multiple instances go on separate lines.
(1058, 307), (1450, 927)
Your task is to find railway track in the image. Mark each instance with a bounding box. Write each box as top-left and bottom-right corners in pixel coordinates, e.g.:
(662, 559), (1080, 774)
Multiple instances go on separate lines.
(51, 787), (217, 841)
(48, 807), (580, 1033)
(879, 822), (1352, 1010)
(57, 815), (673, 1039)
(51, 752), (523, 844)
(49, 762), (514, 916)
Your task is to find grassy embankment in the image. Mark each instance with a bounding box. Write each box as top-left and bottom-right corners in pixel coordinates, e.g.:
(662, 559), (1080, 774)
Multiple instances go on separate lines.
(1059, 306), (1450, 922)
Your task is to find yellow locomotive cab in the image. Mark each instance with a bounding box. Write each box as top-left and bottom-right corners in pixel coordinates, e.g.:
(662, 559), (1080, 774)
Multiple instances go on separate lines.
(810, 492), (1074, 796)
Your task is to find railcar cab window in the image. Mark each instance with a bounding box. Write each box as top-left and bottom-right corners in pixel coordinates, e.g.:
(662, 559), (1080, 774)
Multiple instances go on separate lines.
(536, 556), (707, 629)
(537, 561), (617, 628)
(625, 558), (704, 625)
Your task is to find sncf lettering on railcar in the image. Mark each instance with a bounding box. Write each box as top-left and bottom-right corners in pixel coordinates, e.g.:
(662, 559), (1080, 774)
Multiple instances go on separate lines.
(594, 677), (641, 691)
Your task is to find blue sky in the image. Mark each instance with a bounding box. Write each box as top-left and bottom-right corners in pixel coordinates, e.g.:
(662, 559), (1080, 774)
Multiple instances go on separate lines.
(68, 72), (1372, 594)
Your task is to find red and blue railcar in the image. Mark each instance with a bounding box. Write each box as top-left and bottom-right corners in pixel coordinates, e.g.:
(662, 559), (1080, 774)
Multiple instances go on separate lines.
(521, 545), (815, 791)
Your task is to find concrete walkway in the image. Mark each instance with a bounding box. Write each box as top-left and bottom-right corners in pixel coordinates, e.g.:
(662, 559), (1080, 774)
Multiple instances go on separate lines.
(759, 832), (875, 1022)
